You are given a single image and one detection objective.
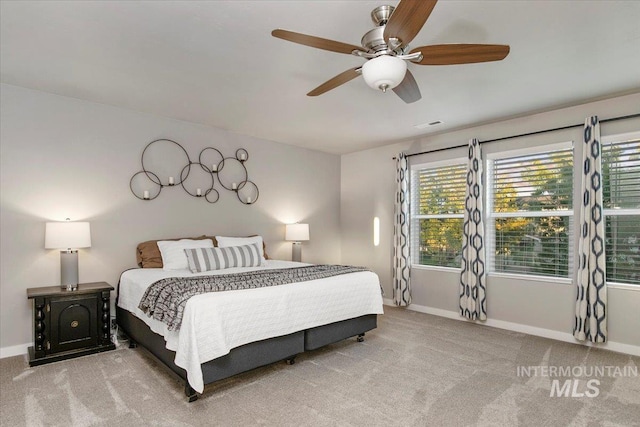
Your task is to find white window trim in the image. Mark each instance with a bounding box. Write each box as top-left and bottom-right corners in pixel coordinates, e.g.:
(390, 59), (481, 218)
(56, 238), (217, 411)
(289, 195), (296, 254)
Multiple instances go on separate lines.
(488, 271), (573, 285)
(411, 264), (460, 272)
(410, 156), (466, 171)
(410, 156), (466, 270)
(492, 210), (573, 218)
(608, 282), (640, 291)
(484, 140), (573, 160)
(486, 141), (575, 280)
(413, 213), (465, 220)
(602, 208), (638, 216)
(602, 130), (640, 144)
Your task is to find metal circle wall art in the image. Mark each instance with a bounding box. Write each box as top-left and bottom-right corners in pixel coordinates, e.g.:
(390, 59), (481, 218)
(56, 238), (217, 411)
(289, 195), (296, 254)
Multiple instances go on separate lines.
(237, 180), (259, 205)
(130, 171), (162, 200)
(217, 157), (247, 191)
(141, 139), (191, 186)
(130, 139), (258, 205)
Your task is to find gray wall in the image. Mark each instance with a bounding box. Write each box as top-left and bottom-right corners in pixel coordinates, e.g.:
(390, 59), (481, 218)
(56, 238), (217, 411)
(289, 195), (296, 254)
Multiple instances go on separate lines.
(341, 93), (640, 348)
(2, 83), (638, 355)
(0, 83), (342, 353)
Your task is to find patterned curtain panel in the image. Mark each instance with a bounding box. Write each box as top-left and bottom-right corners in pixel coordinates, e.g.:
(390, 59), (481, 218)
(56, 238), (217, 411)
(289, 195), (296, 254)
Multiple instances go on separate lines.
(459, 139), (487, 320)
(393, 152), (411, 306)
(574, 116), (607, 343)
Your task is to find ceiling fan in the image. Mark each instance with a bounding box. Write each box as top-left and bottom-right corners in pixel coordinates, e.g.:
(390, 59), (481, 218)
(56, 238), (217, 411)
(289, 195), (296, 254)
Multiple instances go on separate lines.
(272, 0), (510, 103)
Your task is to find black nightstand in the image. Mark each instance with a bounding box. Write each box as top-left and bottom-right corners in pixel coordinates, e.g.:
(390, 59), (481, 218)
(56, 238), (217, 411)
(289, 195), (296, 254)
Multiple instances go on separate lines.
(27, 282), (115, 366)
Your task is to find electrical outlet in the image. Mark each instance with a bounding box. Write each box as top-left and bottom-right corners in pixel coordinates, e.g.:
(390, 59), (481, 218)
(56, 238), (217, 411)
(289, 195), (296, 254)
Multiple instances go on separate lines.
(111, 318), (117, 329)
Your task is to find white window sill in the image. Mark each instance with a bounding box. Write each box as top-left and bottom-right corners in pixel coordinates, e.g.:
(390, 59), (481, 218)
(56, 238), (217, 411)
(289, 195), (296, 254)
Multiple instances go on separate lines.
(410, 267), (639, 290)
(488, 272), (572, 285)
(607, 282), (640, 291)
(411, 264), (459, 273)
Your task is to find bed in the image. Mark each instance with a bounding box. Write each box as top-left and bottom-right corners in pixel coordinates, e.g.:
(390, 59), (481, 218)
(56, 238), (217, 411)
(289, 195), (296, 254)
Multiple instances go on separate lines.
(116, 237), (384, 402)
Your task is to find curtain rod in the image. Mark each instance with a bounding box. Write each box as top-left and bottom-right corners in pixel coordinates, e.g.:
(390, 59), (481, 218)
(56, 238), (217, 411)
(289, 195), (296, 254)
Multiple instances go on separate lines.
(392, 113), (640, 160)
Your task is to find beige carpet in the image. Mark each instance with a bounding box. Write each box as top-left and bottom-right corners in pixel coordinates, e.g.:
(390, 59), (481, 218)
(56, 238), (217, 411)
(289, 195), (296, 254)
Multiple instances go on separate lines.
(1, 307), (639, 426)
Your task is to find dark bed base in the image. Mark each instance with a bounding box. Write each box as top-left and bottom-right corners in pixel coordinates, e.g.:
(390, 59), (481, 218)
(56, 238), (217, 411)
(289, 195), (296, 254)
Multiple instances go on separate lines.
(116, 306), (376, 401)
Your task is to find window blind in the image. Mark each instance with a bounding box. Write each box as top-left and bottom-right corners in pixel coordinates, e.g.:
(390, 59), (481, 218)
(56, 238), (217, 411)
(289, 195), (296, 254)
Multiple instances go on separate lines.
(603, 138), (640, 285)
(488, 146), (574, 278)
(411, 162), (466, 268)
(414, 163), (467, 215)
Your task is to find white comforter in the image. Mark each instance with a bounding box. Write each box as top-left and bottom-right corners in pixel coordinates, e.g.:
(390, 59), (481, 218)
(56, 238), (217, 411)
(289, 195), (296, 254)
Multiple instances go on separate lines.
(117, 260), (384, 392)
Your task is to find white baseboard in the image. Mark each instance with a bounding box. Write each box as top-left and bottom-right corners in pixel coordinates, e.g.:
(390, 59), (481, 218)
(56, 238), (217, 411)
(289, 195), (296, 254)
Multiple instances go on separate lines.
(382, 299), (640, 357)
(5, 302), (636, 359)
(0, 343), (30, 359)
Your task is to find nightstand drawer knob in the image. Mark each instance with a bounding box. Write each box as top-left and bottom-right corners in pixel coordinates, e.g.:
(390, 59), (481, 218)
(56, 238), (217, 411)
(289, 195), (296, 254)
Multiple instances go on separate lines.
(70, 320), (79, 328)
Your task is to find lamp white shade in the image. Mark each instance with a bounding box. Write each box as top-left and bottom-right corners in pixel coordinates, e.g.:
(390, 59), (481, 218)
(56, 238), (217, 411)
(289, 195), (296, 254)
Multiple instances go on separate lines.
(362, 55), (407, 91)
(45, 222), (92, 249)
(285, 223), (309, 242)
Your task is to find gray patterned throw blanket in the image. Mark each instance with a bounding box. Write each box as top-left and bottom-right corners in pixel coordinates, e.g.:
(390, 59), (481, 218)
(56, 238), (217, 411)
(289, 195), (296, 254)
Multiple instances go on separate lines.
(138, 265), (369, 331)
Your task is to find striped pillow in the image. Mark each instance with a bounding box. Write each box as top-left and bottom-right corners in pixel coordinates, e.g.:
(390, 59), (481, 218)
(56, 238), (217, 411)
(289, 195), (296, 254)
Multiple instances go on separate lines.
(184, 243), (261, 273)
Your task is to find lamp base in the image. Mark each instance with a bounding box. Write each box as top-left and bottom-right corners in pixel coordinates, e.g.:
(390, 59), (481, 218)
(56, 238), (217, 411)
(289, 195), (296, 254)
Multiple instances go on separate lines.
(60, 250), (79, 290)
(292, 242), (302, 263)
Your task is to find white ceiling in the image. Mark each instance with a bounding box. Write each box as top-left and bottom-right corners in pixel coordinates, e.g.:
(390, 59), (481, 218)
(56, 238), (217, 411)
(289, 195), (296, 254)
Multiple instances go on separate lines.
(2, 1), (640, 155)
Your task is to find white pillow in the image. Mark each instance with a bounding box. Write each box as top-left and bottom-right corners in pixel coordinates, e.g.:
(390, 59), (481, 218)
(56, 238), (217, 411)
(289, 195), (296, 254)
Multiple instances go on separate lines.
(215, 235), (266, 264)
(157, 239), (214, 270)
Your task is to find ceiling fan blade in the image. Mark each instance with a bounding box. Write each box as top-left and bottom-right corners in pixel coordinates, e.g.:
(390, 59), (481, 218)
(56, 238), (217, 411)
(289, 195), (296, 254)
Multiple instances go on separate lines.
(384, 0), (438, 48)
(393, 70), (421, 104)
(411, 44), (510, 65)
(272, 29), (364, 55)
(307, 67), (361, 97)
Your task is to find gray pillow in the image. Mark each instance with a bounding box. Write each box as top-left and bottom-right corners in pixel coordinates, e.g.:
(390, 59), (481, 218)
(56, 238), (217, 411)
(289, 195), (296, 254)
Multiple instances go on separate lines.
(184, 243), (261, 273)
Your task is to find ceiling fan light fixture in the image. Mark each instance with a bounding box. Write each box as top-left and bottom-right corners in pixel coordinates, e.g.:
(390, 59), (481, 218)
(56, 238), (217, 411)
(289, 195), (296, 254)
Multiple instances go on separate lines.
(272, 0), (510, 102)
(362, 55), (407, 92)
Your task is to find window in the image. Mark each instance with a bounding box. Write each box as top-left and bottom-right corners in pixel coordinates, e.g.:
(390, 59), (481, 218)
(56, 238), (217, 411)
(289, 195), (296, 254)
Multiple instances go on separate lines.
(602, 133), (640, 285)
(487, 144), (574, 279)
(411, 160), (466, 268)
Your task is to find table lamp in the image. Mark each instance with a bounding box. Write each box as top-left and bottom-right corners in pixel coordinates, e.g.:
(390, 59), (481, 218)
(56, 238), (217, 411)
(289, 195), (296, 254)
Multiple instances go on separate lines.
(285, 223), (309, 262)
(45, 220), (91, 290)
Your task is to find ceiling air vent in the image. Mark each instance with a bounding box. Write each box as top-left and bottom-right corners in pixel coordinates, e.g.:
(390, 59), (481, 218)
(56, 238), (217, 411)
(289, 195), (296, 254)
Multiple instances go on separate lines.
(414, 120), (443, 129)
